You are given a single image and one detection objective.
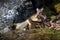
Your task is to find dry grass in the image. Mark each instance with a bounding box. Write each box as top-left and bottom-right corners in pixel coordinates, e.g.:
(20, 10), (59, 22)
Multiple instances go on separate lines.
(1, 27), (60, 40)
(21, 27), (60, 40)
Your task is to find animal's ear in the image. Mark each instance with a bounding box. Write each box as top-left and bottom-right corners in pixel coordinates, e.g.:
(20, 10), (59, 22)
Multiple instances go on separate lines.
(40, 8), (44, 12)
(36, 8), (44, 16)
(36, 8), (44, 13)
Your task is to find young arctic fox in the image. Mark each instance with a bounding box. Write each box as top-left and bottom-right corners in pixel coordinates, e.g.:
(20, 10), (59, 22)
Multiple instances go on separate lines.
(15, 8), (44, 30)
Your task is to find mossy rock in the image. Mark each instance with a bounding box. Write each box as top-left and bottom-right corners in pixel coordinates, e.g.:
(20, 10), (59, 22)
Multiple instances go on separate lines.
(55, 3), (60, 13)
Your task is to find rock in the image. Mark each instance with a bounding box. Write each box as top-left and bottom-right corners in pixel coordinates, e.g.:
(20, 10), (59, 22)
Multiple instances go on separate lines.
(0, 0), (20, 31)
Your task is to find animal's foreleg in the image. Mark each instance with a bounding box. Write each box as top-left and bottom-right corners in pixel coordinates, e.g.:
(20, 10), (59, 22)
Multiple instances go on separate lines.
(26, 20), (31, 30)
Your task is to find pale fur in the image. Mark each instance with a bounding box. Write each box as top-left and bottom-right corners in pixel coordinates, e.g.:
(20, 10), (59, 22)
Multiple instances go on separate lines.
(15, 8), (44, 30)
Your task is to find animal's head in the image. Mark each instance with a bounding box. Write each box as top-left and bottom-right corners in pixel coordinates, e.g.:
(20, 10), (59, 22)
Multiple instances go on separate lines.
(31, 8), (44, 22)
(36, 8), (44, 15)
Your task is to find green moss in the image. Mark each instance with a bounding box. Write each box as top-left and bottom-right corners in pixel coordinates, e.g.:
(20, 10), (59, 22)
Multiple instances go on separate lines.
(55, 3), (60, 13)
